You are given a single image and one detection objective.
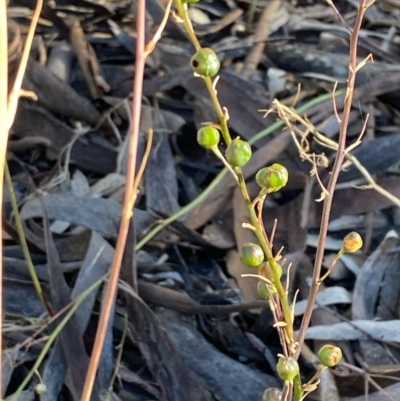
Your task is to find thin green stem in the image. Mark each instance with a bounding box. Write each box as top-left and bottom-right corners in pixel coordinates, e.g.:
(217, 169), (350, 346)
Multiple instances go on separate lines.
(203, 78), (231, 145)
(175, 0), (232, 146)
(9, 274), (106, 401)
(293, 375), (304, 401)
(104, 311), (128, 401)
(5, 163), (50, 314)
(319, 248), (344, 282)
(151, 0), (345, 369)
(174, 0), (201, 50)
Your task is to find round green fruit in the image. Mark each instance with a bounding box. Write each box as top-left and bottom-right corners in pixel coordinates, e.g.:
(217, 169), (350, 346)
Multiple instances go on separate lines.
(190, 48), (220, 77)
(256, 163), (289, 193)
(197, 126), (220, 148)
(241, 242), (264, 267)
(257, 281), (275, 299)
(318, 344), (342, 367)
(276, 356), (299, 381)
(258, 262), (272, 280)
(225, 138), (252, 167)
(262, 388), (282, 401)
(259, 261), (282, 280)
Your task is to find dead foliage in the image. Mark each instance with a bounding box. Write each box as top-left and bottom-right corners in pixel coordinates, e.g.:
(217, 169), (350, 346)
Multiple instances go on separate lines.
(3, 0), (400, 400)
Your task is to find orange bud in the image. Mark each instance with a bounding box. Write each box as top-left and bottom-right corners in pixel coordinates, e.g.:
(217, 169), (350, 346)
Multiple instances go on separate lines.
(342, 231), (363, 253)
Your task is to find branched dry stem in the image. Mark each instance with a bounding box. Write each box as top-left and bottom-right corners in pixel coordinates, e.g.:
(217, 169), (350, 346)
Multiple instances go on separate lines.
(295, 0), (370, 358)
(340, 361), (396, 401)
(273, 95), (400, 207)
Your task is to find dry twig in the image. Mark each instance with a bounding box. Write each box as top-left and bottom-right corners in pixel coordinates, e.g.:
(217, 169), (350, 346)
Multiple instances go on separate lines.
(81, 0), (171, 399)
(295, 0), (370, 358)
(0, 5), (7, 395)
(80, 0), (146, 396)
(1, 0), (44, 393)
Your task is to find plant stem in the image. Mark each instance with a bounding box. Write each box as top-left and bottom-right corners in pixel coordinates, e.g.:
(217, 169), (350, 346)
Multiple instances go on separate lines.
(81, 0), (145, 397)
(5, 163), (51, 314)
(295, 0), (368, 359)
(235, 169), (294, 346)
(1, 1), (44, 395)
(174, 0), (201, 50)
(0, 5), (7, 396)
(203, 78), (231, 145)
(9, 275), (105, 401)
(174, 0), (232, 146)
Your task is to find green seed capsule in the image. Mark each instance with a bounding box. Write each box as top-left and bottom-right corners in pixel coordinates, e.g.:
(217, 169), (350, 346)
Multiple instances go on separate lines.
(262, 388), (282, 401)
(197, 126), (220, 148)
(258, 262), (272, 280)
(257, 281), (276, 299)
(241, 242), (264, 267)
(318, 344), (342, 367)
(276, 356), (299, 381)
(259, 262), (282, 281)
(225, 138), (252, 167)
(342, 231), (363, 253)
(256, 163), (289, 193)
(190, 48), (220, 77)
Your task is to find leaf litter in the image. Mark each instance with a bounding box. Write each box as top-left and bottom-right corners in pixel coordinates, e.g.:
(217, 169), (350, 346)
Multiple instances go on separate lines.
(4, 0), (400, 400)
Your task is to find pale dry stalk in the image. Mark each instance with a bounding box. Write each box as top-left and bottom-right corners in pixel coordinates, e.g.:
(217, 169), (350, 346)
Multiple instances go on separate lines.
(81, 0), (178, 397)
(1, 0), (44, 394)
(80, 0), (146, 398)
(0, 2), (7, 395)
